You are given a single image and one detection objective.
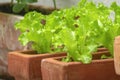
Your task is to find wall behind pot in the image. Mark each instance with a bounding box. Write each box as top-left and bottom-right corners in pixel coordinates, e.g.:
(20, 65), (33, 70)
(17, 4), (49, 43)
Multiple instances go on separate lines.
(0, 13), (23, 78)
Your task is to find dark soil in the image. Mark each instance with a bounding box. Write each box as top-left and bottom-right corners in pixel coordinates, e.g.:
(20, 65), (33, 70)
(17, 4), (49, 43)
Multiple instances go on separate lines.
(0, 3), (56, 16)
(0, 75), (15, 80)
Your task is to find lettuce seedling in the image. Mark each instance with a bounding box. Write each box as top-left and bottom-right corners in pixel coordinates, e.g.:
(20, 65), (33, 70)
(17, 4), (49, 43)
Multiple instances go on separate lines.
(15, 11), (53, 53)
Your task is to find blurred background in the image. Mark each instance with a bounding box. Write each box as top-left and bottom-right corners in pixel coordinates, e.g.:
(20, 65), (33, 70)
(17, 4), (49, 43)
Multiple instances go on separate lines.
(0, 0), (120, 9)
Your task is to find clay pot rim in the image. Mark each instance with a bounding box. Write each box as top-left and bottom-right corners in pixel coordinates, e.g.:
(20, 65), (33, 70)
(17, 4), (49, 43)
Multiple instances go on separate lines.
(8, 49), (109, 58)
(9, 50), (66, 58)
(41, 52), (113, 67)
(42, 56), (113, 66)
(0, 12), (23, 18)
(93, 50), (109, 54)
(97, 47), (108, 52)
(9, 49), (109, 57)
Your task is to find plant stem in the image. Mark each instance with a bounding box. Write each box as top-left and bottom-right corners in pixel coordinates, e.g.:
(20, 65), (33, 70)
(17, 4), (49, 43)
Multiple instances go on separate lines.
(53, 0), (57, 9)
(10, 0), (13, 6)
(25, 4), (29, 12)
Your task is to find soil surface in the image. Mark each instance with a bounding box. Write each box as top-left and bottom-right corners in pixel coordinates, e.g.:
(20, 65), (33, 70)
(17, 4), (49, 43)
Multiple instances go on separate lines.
(0, 75), (15, 80)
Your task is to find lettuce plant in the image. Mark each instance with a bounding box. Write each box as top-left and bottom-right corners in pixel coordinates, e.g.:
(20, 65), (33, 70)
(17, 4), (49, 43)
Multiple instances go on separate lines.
(54, 0), (120, 63)
(15, 11), (65, 53)
(15, 0), (120, 63)
(15, 11), (53, 53)
(76, 0), (120, 57)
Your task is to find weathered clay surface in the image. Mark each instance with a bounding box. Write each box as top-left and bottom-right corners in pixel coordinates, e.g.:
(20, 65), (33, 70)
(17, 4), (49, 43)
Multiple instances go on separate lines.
(0, 12), (23, 50)
(0, 48), (8, 76)
(0, 12), (24, 76)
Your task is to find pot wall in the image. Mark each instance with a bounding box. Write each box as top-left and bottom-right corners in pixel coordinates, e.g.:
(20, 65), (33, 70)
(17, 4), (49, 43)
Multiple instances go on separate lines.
(8, 50), (66, 80)
(0, 12), (23, 50)
(0, 12), (23, 77)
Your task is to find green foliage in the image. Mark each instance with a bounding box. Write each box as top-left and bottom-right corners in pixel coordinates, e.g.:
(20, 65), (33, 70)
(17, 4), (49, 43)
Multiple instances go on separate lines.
(12, 0), (38, 13)
(59, 28), (96, 63)
(76, 0), (120, 57)
(13, 3), (26, 13)
(15, 11), (52, 53)
(11, 0), (57, 13)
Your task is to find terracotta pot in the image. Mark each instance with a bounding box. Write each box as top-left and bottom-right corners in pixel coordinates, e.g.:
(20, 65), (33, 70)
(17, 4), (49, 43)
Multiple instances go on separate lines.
(8, 50), (66, 80)
(41, 51), (120, 80)
(114, 36), (120, 75)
